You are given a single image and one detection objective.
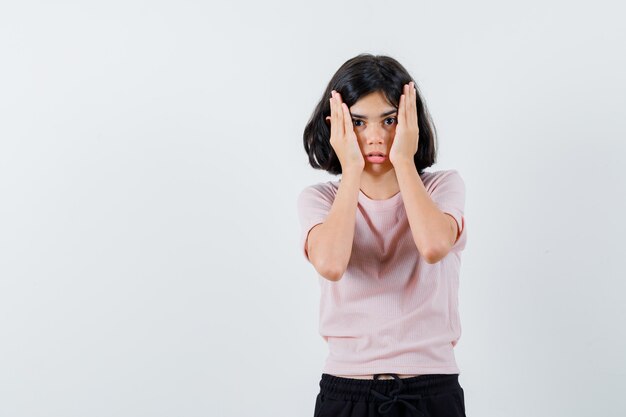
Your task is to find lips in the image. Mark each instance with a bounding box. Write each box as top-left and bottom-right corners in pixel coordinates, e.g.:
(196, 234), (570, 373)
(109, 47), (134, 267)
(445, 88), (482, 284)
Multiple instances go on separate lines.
(367, 152), (386, 157)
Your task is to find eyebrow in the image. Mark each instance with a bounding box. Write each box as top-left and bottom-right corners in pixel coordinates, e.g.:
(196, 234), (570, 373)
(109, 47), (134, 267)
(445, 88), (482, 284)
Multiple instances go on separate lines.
(350, 109), (398, 120)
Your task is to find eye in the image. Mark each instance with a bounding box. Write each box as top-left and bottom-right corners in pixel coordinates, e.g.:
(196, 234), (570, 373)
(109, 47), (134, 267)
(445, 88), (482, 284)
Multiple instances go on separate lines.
(353, 120), (364, 127)
(384, 117), (397, 125)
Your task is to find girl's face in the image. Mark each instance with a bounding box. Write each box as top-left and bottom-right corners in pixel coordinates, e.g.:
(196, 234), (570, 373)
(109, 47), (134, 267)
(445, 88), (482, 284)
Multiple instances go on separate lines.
(348, 90), (398, 168)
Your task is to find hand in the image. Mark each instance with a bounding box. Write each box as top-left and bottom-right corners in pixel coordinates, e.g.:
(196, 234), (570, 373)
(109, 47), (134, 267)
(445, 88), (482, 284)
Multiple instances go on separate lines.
(389, 81), (420, 166)
(326, 90), (365, 172)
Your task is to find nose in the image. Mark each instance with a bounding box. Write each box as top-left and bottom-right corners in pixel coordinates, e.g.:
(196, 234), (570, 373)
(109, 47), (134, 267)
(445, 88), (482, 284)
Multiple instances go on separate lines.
(364, 124), (388, 145)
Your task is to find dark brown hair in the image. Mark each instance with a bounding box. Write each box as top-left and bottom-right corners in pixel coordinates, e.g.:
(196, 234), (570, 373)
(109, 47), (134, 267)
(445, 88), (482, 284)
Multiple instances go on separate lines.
(303, 53), (438, 175)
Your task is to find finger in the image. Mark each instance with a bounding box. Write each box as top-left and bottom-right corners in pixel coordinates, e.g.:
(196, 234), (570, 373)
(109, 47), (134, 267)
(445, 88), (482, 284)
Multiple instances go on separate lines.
(399, 88), (406, 126)
(405, 83), (410, 125)
(335, 91), (346, 137)
(409, 81), (418, 127)
(328, 93), (334, 134)
(341, 102), (353, 137)
(330, 91), (340, 140)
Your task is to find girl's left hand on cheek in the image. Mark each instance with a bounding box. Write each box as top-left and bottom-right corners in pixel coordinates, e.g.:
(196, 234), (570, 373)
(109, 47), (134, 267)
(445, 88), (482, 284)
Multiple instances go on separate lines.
(389, 81), (420, 166)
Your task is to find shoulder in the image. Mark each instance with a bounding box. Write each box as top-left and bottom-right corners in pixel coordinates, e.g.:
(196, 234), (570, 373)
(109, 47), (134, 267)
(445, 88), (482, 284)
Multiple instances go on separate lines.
(297, 180), (339, 205)
(298, 180), (338, 197)
(420, 169), (465, 192)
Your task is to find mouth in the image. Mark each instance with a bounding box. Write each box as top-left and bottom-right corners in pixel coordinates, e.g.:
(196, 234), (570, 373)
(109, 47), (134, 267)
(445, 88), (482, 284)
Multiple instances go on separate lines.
(365, 152), (387, 164)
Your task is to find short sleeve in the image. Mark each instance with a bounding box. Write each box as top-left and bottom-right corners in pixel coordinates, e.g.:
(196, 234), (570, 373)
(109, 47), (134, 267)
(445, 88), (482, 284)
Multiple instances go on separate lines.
(428, 170), (467, 252)
(296, 184), (334, 262)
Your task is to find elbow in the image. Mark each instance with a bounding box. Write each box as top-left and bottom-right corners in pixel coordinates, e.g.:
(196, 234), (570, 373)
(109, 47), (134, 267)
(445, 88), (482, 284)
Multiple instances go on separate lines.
(415, 233), (449, 264)
(422, 244), (448, 264)
(309, 252), (345, 281)
(313, 258), (346, 281)
(311, 249), (348, 281)
(423, 253), (438, 264)
(318, 264), (346, 282)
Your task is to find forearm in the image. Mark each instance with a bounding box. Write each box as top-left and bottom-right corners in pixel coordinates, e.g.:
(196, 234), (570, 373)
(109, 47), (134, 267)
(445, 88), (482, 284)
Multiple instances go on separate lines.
(394, 159), (450, 262)
(311, 169), (361, 280)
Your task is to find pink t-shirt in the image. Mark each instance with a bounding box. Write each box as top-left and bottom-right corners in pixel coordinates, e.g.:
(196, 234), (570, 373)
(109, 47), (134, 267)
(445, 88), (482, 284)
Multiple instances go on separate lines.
(297, 169), (467, 375)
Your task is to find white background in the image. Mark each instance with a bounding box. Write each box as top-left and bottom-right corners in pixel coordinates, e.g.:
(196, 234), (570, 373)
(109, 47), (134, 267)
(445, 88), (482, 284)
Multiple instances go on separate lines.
(1, 1), (625, 416)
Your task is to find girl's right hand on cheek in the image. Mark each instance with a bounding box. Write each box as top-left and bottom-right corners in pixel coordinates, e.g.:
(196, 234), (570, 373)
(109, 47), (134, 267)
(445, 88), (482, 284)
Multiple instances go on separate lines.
(326, 90), (365, 173)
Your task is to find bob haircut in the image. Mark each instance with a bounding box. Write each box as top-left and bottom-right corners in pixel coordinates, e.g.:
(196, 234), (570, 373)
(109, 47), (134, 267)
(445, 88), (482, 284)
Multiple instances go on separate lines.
(303, 53), (438, 176)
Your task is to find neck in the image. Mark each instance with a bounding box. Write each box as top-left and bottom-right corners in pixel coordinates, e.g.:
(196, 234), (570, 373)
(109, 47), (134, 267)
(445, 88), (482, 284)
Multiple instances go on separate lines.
(359, 167), (400, 200)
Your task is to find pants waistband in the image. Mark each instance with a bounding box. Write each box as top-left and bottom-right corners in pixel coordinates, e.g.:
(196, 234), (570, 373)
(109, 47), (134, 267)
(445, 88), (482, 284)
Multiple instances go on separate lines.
(319, 373), (461, 402)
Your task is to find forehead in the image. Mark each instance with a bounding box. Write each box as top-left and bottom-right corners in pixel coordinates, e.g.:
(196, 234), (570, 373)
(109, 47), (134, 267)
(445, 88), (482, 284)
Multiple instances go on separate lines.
(349, 91), (396, 114)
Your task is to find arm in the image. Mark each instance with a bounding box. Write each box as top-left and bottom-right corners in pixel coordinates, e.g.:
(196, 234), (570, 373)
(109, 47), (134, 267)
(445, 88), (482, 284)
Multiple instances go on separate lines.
(306, 168), (361, 281)
(394, 160), (458, 264)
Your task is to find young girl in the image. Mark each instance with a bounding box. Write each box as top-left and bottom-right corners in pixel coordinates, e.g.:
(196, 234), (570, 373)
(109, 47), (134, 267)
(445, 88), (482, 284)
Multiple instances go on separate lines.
(297, 54), (468, 417)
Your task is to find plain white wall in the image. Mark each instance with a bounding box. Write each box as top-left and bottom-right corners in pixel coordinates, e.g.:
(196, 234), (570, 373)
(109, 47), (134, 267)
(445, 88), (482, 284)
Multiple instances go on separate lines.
(1, 0), (624, 416)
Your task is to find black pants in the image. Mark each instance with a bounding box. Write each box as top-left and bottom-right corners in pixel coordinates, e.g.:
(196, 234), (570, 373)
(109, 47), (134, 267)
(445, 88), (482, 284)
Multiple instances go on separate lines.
(314, 373), (466, 417)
